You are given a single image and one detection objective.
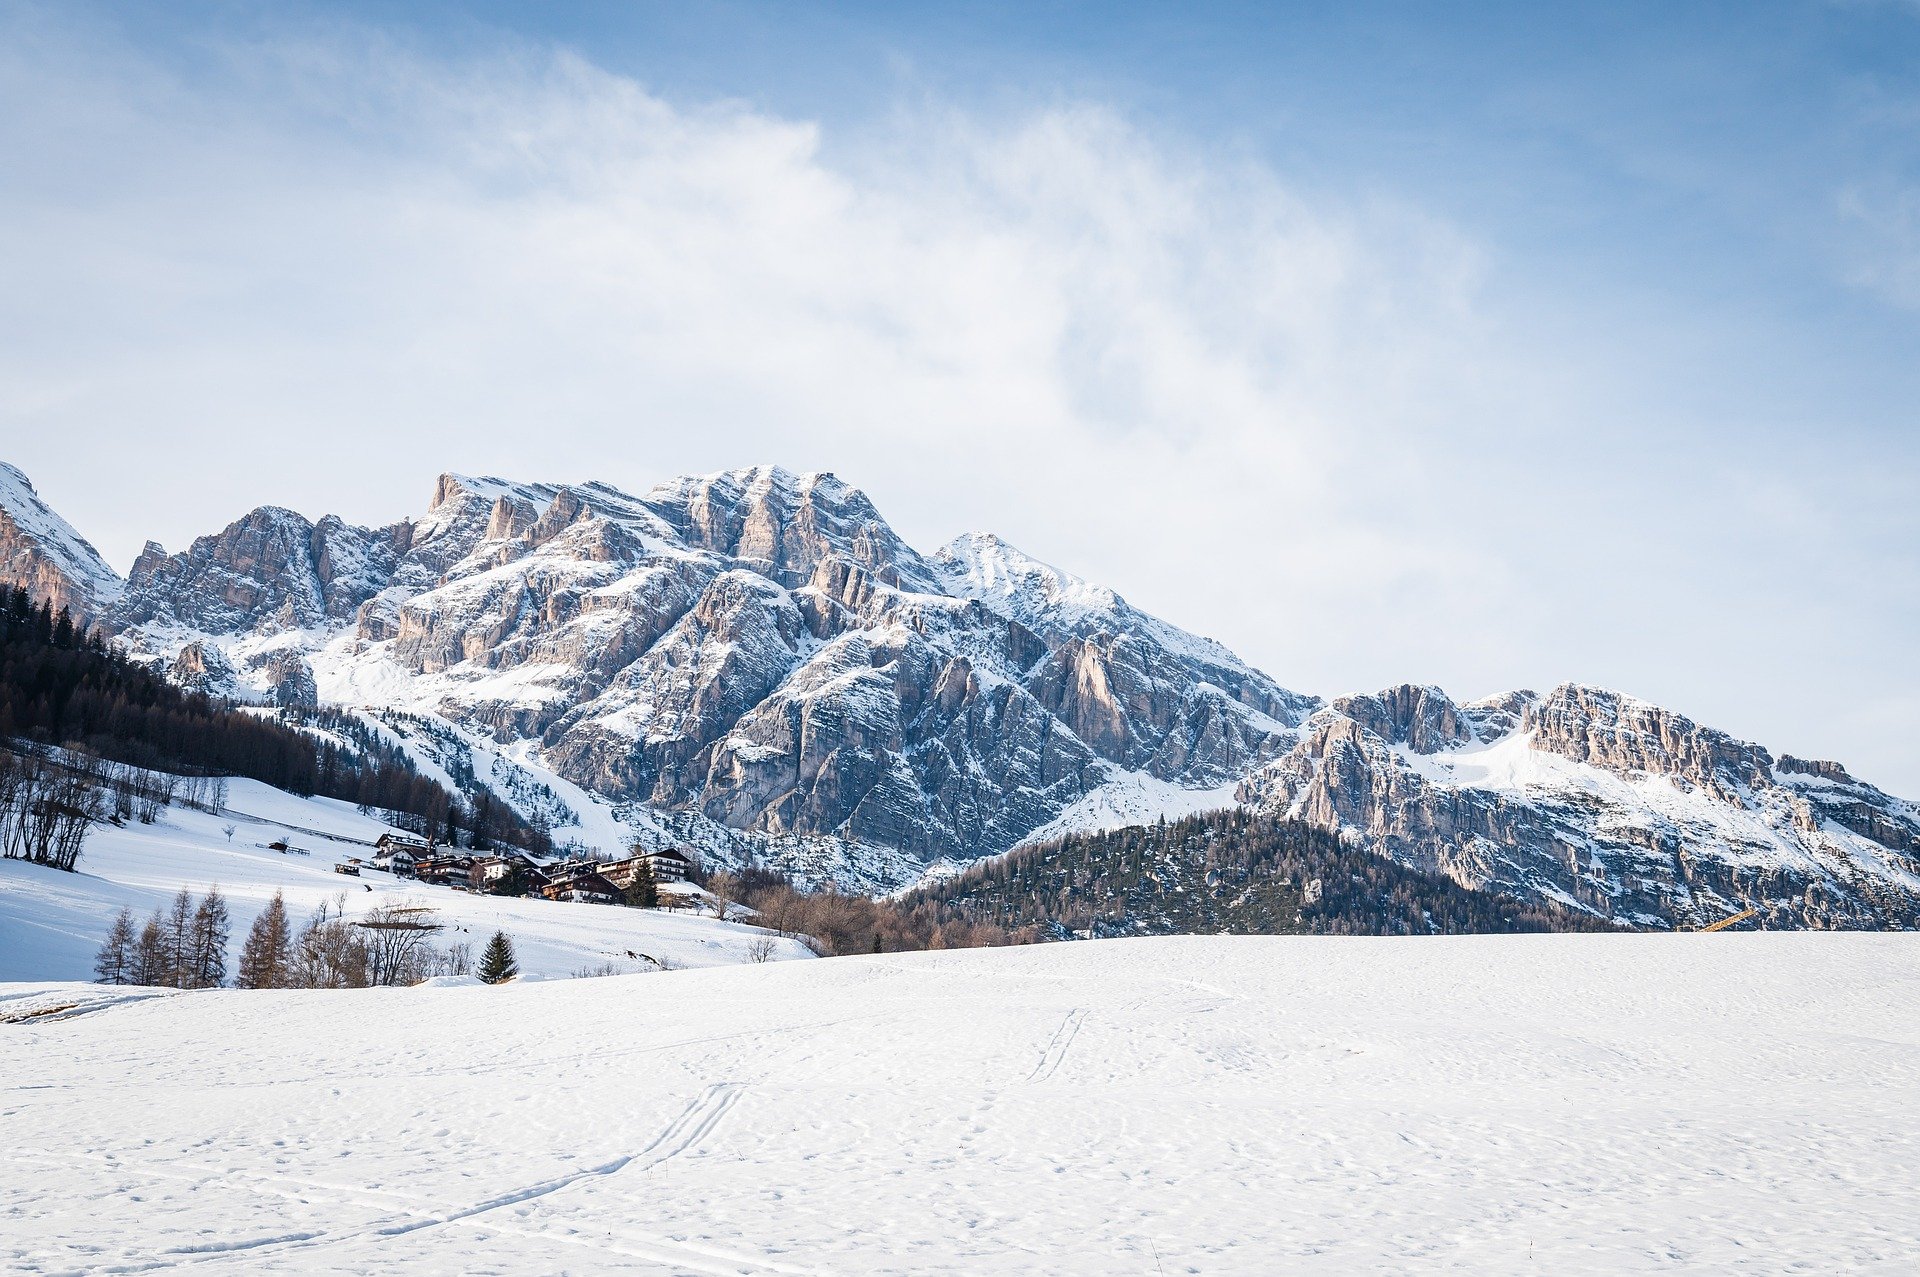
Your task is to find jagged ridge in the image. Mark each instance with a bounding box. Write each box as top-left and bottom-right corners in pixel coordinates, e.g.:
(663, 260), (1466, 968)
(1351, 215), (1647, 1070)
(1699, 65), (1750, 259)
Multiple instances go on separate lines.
(3, 460), (1917, 924)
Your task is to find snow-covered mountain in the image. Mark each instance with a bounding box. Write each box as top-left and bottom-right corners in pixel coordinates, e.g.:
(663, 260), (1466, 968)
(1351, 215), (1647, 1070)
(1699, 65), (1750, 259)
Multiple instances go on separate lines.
(3, 462), (1918, 925)
(1237, 683), (1920, 928)
(26, 466), (1310, 888)
(0, 464), (122, 625)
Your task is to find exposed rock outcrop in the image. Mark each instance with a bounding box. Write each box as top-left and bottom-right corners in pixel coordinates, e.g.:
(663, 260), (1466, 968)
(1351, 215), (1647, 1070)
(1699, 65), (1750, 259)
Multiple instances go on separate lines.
(4, 457), (1916, 918)
(0, 463), (122, 624)
(1239, 683), (1920, 928)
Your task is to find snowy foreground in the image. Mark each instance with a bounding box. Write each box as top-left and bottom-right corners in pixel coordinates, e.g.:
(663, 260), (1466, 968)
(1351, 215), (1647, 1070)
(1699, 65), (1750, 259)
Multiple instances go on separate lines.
(0, 779), (811, 983)
(5, 934), (1918, 1274)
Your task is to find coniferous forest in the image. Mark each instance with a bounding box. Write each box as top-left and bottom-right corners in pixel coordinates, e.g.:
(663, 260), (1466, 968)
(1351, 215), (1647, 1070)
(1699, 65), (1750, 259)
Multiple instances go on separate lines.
(913, 808), (1619, 938)
(0, 585), (547, 857)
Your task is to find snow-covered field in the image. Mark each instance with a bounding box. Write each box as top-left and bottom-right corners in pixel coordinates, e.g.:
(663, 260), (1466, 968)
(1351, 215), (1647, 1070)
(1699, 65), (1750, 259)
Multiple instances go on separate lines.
(0, 779), (811, 982)
(5, 933), (1917, 1273)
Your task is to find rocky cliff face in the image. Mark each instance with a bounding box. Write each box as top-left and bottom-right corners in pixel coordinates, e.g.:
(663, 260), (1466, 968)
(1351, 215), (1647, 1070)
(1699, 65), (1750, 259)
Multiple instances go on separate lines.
(1238, 683), (1920, 928)
(75, 466), (1311, 886)
(6, 458), (1918, 922)
(0, 464), (122, 624)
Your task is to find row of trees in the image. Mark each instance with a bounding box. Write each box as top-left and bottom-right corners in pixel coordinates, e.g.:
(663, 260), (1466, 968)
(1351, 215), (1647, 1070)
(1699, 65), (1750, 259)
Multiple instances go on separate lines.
(94, 888), (231, 988)
(2, 744), (233, 874)
(96, 891), (486, 989)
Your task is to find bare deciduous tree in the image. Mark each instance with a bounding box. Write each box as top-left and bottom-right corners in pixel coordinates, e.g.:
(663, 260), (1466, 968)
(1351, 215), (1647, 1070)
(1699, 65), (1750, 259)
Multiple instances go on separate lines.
(355, 901), (445, 987)
(187, 887), (230, 988)
(94, 908), (138, 984)
(236, 891), (294, 989)
(290, 896), (370, 989)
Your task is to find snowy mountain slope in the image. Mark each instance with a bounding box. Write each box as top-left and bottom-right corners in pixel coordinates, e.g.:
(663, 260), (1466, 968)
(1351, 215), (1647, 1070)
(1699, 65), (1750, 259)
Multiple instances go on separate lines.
(0, 463), (122, 624)
(6, 933), (1919, 1272)
(0, 775), (811, 984)
(1239, 682), (1920, 928)
(69, 465), (1309, 888)
(4, 459), (1918, 923)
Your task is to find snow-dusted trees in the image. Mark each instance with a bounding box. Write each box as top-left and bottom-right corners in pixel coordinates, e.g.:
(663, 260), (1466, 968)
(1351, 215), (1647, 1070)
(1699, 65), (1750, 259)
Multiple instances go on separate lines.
(93, 908), (138, 984)
(478, 931), (518, 984)
(103, 892), (473, 991)
(236, 892), (294, 989)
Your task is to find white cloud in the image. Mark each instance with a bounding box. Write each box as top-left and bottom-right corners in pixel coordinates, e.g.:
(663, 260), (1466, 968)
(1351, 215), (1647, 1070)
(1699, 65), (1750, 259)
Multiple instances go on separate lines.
(1, 8), (1916, 792)
(0, 19), (1501, 624)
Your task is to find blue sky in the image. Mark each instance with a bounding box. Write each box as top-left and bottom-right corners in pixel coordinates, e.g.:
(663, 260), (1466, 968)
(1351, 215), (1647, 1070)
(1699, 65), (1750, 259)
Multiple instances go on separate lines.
(3, 1), (1918, 788)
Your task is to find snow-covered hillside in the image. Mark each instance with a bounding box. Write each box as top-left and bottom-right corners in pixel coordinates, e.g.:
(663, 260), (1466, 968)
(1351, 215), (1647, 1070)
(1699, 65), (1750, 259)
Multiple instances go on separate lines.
(5, 933), (1917, 1273)
(0, 778), (811, 983)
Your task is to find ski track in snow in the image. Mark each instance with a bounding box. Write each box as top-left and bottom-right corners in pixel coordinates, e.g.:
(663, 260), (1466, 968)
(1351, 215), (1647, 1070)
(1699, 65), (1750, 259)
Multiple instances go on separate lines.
(7, 934), (1920, 1274)
(1026, 1008), (1086, 1083)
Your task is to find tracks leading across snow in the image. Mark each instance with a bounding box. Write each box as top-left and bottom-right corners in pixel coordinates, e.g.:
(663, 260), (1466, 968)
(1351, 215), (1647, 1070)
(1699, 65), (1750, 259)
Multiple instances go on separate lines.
(13, 1082), (778, 1273)
(1028, 1008), (1087, 1083)
(375, 1081), (748, 1240)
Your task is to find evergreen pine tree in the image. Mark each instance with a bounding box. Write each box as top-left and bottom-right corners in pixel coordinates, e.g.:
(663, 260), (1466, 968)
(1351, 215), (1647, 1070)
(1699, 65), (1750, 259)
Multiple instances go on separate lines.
(236, 891), (293, 989)
(623, 859), (658, 909)
(94, 907), (138, 984)
(478, 930), (518, 984)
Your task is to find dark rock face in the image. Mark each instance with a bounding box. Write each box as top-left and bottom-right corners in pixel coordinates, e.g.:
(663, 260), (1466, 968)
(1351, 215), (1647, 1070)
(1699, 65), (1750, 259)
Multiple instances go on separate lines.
(1329, 685), (1471, 756)
(167, 641), (237, 697)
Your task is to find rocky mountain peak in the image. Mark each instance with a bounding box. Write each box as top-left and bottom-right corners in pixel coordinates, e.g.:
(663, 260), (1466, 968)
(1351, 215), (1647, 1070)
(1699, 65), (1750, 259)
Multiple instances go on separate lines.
(1521, 682), (1776, 801)
(1328, 684), (1472, 755)
(933, 532), (1122, 640)
(3, 456), (1914, 922)
(0, 463), (123, 624)
(642, 465), (939, 592)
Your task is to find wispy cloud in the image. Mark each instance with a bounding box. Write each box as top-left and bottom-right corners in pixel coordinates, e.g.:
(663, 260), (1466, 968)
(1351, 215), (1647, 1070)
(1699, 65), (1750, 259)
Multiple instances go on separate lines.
(0, 5), (1915, 790)
(0, 14), (1502, 624)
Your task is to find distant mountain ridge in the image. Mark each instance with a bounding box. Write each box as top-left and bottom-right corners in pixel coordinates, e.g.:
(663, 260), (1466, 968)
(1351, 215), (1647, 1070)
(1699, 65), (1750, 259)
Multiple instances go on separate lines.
(4, 461), (1917, 927)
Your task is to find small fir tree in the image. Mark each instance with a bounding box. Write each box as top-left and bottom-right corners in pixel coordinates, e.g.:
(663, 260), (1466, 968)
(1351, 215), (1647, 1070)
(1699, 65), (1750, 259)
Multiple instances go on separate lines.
(478, 930), (518, 984)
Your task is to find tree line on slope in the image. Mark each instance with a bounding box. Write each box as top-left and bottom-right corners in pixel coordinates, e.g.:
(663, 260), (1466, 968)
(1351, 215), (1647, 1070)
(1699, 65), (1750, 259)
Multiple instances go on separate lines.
(909, 809), (1619, 937)
(0, 585), (547, 864)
